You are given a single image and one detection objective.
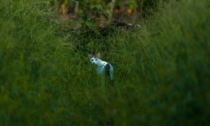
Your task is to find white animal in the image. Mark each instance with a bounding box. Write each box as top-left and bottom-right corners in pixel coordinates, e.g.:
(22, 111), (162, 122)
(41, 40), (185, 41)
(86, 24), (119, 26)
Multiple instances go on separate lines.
(88, 53), (113, 80)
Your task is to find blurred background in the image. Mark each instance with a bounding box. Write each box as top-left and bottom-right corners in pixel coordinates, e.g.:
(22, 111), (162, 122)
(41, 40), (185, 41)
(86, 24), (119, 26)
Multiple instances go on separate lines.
(0, 0), (209, 125)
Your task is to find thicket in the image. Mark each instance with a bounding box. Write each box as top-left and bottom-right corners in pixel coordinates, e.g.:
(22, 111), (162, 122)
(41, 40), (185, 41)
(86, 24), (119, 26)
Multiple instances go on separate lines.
(0, 0), (209, 125)
(52, 0), (161, 27)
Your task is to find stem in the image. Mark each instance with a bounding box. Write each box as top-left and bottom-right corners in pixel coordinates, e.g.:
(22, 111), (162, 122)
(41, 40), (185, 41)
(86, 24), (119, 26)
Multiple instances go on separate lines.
(75, 1), (79, 14)
(108, 0), (116, 23)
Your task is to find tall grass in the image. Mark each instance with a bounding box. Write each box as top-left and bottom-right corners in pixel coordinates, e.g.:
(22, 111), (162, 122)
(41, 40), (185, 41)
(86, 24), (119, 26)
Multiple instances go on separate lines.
(0, 0), (209, 125)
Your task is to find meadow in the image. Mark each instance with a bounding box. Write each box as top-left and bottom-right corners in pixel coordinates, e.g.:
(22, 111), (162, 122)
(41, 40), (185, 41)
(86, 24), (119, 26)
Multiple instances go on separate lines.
(0, 0), (209, 125)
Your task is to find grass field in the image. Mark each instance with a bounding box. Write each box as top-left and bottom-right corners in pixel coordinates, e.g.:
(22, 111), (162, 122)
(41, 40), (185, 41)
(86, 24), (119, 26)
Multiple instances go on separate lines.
(0, 0), (209, 125)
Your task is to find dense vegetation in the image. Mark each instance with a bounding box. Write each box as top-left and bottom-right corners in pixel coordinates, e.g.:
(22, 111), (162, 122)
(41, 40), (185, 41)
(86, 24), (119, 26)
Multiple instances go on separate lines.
(0, 0), (209, 125)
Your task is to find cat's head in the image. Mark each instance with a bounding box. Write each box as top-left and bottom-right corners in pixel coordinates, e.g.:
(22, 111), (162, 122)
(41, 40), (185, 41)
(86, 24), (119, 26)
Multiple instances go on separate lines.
(88, 53), (101, 65)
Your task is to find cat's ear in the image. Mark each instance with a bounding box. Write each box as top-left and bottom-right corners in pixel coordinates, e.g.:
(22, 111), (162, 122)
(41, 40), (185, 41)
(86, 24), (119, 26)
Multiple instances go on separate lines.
(88, 54), (92, 58)
(96, 52), (101, 58)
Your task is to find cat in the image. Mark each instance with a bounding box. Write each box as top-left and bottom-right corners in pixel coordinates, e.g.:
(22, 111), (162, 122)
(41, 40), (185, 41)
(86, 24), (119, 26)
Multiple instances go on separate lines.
(88, 53), (113, 80)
